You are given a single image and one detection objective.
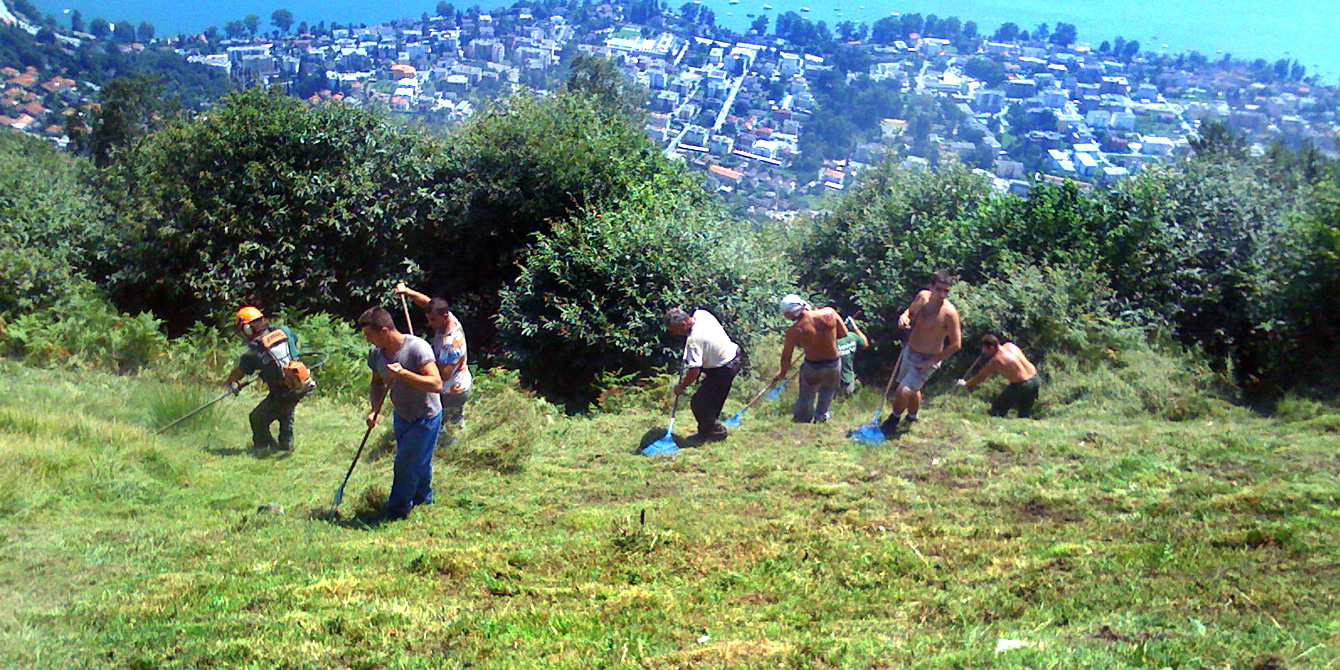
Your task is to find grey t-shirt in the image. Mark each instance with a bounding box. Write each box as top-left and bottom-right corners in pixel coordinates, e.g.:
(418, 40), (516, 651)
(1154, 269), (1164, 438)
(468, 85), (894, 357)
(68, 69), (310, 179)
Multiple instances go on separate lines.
(367, 335), (442, 421)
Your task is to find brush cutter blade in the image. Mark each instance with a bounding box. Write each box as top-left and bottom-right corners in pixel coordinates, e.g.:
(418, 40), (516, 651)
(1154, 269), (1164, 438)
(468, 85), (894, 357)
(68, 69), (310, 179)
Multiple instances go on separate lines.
(847, 422), (886, 445)
(721, 408), (746, 428)
(641, 429), (680, 456)
(763, 380), (787, 402)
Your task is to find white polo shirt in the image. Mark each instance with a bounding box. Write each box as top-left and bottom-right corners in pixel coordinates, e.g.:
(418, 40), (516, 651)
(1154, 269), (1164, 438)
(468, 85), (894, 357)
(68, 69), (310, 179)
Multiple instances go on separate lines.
(683, 309), (739, 370)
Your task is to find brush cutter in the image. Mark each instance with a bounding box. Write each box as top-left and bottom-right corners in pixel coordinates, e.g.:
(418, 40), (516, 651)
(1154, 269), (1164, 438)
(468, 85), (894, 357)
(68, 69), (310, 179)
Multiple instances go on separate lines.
(723, 357), (803, 428)
(155, 376), (257, 434)
(848, 345), (905, 445)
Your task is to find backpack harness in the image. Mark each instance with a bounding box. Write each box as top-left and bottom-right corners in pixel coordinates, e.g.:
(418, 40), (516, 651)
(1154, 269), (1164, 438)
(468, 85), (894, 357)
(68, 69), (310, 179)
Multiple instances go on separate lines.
(250, 327), (316, 396)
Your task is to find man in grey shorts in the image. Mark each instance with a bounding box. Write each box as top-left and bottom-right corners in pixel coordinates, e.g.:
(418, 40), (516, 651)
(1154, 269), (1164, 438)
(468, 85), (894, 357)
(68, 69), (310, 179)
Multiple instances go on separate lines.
(774, 294), (849, 423)
(882, 272), (961, 436)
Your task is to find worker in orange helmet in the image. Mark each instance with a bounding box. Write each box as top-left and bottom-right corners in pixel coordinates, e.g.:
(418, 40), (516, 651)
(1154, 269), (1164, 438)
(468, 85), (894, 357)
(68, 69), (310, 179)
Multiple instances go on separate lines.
(223, 306), (315, 452)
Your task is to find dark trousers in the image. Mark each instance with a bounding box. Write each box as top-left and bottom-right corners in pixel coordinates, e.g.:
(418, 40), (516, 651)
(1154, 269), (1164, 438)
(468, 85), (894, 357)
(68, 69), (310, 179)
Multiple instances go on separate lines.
(990, 376), (1040, 418)
(250, 392), (300, 448)
(692, 357), (741, 438)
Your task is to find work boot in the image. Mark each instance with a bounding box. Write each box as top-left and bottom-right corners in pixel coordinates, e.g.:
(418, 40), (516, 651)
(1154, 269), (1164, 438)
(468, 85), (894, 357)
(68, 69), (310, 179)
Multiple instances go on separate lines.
(879, 413), (900, 438)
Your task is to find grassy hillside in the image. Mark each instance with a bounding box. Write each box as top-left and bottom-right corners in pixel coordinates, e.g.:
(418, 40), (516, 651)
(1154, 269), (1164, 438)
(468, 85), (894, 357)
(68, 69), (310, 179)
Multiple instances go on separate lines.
(1, 358), (1337, 669)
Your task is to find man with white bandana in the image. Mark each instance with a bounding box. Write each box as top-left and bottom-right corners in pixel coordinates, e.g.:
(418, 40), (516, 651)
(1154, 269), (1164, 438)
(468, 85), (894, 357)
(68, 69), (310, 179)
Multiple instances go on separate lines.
(774, 294), (848, 423)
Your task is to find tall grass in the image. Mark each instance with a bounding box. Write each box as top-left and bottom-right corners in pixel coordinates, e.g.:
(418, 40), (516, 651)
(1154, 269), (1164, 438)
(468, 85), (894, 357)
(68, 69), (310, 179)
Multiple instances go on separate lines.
(1, 356), (1338, 670)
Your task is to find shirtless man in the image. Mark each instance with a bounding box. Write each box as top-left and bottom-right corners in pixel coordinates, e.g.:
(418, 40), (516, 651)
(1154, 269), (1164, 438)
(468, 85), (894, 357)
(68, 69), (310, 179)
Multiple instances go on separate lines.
(774, 294), (849, 423)
(962, 333), (1040, 418)
(881, 272), (961, 436)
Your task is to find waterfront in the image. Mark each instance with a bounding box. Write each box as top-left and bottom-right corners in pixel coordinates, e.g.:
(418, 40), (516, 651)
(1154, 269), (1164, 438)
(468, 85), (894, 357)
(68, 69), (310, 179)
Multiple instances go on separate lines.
(29, 0), (1340, 80)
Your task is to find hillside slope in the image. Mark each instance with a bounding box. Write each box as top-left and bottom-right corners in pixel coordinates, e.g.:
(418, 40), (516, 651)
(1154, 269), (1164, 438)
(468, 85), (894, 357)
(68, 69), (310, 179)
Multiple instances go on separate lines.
(1, 359), (1337, 669)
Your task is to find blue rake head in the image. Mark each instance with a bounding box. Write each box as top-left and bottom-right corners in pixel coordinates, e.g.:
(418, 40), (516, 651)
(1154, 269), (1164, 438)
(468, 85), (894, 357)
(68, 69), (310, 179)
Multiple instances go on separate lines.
(763, 380), (788, 402)
(847, 422), (886, 445)
(641, 429), (680, 456)
(721, 408), (747, 428)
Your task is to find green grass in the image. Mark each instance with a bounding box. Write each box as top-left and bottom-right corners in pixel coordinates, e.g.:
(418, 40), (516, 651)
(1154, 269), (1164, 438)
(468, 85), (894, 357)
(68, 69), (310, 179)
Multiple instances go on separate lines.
(1, 358), (1338, 669)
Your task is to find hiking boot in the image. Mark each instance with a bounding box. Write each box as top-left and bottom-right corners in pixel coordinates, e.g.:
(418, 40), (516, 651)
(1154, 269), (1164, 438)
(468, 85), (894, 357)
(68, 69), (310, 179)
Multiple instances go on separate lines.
(879, 414), (901, 438)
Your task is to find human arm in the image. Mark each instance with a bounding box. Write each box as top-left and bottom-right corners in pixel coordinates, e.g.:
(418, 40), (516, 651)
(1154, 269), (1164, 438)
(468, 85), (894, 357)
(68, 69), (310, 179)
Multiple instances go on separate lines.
(394, 282), (431, 309)
(223, 366), (245, 388)
(774, 333), (797, 381)
(897, 290), (930, 330)
(964, 356), (1001, 390)
(367, 374), (388, 427)
(846, 317), (869, 348)
(385, 358), (443, 394)
(832, 309), (849, 339)
(673, 367), (702, 395)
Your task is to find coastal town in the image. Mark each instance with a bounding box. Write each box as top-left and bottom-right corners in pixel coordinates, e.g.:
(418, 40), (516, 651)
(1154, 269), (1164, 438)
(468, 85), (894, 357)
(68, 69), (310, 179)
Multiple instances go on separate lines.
(3, 0), (1338, 215)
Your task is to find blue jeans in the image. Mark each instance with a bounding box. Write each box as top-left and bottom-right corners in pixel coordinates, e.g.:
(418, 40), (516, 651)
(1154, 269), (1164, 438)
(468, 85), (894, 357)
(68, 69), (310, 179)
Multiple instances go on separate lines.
(385, 411), (443, 519)
(794, 359), (841, 423)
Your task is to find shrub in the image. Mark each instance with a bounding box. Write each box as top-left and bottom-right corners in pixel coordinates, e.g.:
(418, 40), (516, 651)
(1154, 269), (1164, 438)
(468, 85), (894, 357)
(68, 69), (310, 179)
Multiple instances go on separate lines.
(497, 179), (792, 411)
(1, 290), (167, 374)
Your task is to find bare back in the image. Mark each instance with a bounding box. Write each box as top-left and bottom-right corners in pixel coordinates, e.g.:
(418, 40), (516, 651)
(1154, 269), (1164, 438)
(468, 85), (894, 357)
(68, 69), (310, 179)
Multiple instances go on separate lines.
(991, 342), (1037, 383)
(783, 307), (846, 362)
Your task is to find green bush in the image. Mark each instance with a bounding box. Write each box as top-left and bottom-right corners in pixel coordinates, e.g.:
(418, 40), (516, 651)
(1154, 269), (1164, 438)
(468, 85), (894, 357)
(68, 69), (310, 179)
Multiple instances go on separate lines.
(0, 131), (108, 314)
(98, 88), (447, 331)
(497, 178), (792, 411)
(952, 258), (1147, 366)
(1, 290), (166, 373)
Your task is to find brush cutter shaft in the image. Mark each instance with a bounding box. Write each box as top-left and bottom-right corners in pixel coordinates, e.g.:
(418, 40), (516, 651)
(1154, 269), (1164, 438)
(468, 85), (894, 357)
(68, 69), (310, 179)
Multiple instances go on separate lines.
(155, 376), (256, 433)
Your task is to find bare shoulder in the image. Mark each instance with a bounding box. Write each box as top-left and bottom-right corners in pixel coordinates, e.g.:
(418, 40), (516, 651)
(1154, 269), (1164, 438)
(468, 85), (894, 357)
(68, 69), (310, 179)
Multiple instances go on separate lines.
(943, 299), (961, 317)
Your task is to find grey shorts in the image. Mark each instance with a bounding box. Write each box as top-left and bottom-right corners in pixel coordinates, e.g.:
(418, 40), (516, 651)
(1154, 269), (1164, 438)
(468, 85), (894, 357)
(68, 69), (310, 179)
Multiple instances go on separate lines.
(896, 348), (940, 392)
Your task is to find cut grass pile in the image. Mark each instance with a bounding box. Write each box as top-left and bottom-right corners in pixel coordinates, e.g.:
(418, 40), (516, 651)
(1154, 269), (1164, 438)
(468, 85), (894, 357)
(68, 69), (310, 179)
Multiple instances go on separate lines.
(0, 359), (1337, 669)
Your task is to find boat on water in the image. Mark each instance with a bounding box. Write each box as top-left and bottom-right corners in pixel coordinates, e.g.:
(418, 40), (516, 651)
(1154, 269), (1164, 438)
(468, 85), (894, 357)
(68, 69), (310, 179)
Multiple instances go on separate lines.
(762, 4), (773, 9)
(800, 6), (809, 11)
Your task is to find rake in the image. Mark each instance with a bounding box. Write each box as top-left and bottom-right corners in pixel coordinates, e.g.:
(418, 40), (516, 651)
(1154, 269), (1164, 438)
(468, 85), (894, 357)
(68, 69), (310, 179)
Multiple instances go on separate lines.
(723, 357), (802, 428)
(848, 345), (904, 445)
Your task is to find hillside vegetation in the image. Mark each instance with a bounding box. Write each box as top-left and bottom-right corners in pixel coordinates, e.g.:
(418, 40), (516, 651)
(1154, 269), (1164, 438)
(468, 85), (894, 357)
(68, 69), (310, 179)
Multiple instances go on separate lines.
(2, 75), (1340, 668)
(1, 358), (1337, 669)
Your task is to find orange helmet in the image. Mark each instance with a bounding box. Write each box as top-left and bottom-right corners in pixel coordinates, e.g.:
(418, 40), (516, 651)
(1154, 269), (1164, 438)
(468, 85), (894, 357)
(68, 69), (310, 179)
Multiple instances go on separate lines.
(236, 306), (264, 325)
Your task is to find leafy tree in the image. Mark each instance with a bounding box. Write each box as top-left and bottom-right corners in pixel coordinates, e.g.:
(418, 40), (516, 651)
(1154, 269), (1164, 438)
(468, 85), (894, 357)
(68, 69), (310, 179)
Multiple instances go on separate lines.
(498, 179), (789, 410)
(1033, 23), (1049, 42)
(136, 21), (154, 42)
(963, 57), (1007, 87)
(0, 131), (110, 315)
(243, 13), (260, 36)
(97, 89), (448, 331)
(963, 20), (977, 39)
(750, 15), (768, 35)
(411, 92), (690, 360)
(85, 74), (177, 167)
(70, 9), (84, 32)
(1050, 22), (1077, 47)
(436, 1), (455, 17)
(89, 17), (110, 38)
(1189, 120), (1248, 160)
(565, 52), (647, 118)
(271, 9), (294, 34)
(991, 22), (1019, 42)
(113, 20), (136, 43)
(224, 20), (244, 39)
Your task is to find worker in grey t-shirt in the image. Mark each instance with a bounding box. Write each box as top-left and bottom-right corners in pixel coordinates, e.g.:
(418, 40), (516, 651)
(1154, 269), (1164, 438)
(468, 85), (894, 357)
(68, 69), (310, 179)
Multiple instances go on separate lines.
(357, 306), (442, 521)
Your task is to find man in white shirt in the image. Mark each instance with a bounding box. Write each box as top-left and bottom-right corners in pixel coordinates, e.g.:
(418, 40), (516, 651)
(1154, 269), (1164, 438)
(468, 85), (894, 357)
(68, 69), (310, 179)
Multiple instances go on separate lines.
(666, 307), (742, 444)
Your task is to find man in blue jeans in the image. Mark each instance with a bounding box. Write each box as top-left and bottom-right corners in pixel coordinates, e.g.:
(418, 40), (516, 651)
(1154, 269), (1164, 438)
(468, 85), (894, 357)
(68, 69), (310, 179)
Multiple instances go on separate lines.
(774, 294), (849, 423)
(358, 306), (443, 521)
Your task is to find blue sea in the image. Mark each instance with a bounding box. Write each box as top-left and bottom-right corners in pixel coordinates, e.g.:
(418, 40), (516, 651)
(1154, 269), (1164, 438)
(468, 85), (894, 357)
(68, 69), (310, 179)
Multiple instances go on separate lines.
(32, 0), (1340, 81)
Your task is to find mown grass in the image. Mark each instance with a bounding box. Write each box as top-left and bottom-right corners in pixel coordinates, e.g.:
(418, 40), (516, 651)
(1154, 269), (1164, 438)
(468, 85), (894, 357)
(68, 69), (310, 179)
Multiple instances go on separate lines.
(1, 358), (1338, 669)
